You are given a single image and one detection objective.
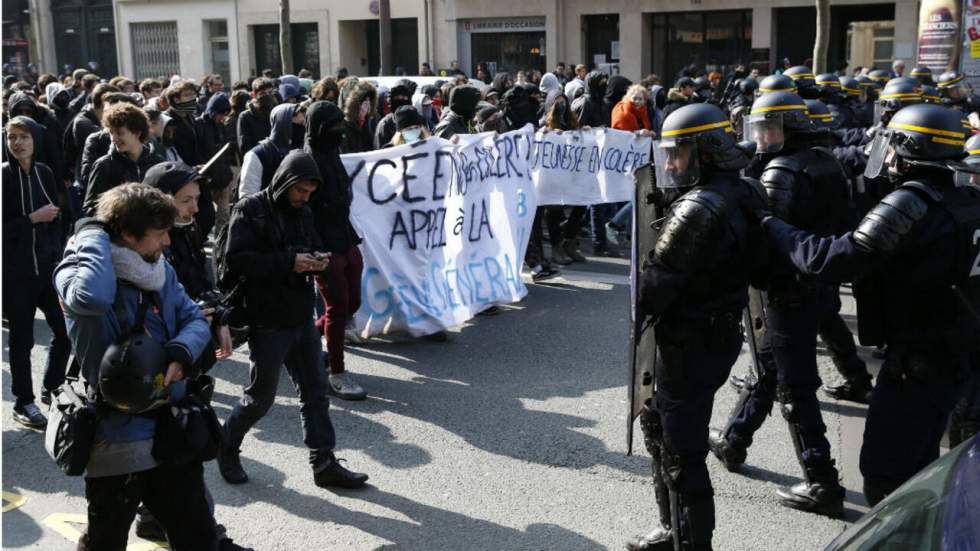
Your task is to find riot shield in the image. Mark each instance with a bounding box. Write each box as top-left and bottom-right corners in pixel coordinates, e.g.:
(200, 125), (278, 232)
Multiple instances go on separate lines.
(743, 286), (769, 383)
(628, 160), (663, 455)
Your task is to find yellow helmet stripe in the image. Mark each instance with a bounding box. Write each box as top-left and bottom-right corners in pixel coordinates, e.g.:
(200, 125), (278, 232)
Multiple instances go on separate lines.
(932, 136), (965, 146)
(750, 104), (808, 114)
(968, 148), (980, 155)
(889, 121), (965, 139)
(661, 120), (733, 137)
(879, 93), (923, 100)
(843, 87), (861, 95)
(788, 73), (815, 79)
(939, 75), (964, 87)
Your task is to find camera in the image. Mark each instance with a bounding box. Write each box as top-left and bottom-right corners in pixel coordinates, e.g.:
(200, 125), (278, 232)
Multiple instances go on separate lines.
(195, 290), (229, 326)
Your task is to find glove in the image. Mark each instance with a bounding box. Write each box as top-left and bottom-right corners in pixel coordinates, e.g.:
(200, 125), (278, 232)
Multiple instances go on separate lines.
(741, 178), (773, 224)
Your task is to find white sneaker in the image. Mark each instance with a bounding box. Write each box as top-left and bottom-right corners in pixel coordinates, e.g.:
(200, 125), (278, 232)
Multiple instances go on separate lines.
(328, 372), (367, 401)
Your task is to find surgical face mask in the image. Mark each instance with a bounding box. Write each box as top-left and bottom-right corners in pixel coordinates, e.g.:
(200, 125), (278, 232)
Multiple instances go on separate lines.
(402, 127), (422, 143)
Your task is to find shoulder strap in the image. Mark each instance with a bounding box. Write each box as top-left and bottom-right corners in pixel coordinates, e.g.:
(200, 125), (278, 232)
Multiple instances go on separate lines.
(111, 283), (152, 337)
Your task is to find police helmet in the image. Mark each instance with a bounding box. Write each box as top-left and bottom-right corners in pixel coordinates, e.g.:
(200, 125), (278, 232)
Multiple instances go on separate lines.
(784, 66), (818, 98)
(738, 77), (759, 96)
(960, 133), (980, 184)
(805, 99), (840, 130)
(875, 78), (923, 124)
(839, 76), (862, 99)
(920, 85), (942, 104)
(99, 333), (170, 413)
(868, 69), (892, 87)
(816, 73), (843, 97)
(965, 132), (980, 161)
(657, 103), (746, 188)
(937, 71), (973, 101)
(746, 90), (813, 153)
(757, 74), (797, 97)
(910, 66), (934, 85)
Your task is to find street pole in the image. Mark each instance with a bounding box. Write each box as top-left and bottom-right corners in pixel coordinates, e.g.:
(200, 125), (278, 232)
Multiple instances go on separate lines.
(280, 0), (293, 75)
(379, 0), (393, 76)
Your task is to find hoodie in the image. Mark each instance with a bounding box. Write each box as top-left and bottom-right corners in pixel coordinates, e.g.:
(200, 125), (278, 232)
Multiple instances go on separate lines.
(564, 79), (586, 102)
(237, 99), (274, 156)
(539, 72), (562, 108)
(226, 150), (325, 329)
(2, 116), (63, 288)
(572, 70), (608, 127)
(374, 83), (413, 149)
(412, 92), (436, 130)
(6, 91), (67, 182)
(45, 82), (74, 130)
(239, 103), (298, 197)
(195, 93), (233, 192)
(303, 100), (361, 254)
(434, 85), (481, 138)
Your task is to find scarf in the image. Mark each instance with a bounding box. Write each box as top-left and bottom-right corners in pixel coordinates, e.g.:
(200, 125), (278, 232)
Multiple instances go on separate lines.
(111, 244), (167, 291)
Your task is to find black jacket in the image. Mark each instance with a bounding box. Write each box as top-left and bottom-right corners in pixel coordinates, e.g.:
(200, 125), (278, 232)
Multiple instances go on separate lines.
(572, 71), (608, 127)
(2, 118), (63, 288)
(196, 113), (233, 191)
(65, 105), (101, 182)
(433, 86), (480, 138)
(79, 128), (111, 189)
(83, 145), (164, 215)
(226, 150), (324, 328)
(304, 101), (362, 254)
(6, 92), (67, 183)
(165, 109), (205, 165)
(164, 222), (212, 301)
(236, 101), (272, 158)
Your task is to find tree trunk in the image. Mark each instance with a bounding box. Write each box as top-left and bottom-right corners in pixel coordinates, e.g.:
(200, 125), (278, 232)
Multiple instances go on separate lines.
(280, 0), (293, 75)
(379, 0), (393, 76)
(813, 0), (830, 74)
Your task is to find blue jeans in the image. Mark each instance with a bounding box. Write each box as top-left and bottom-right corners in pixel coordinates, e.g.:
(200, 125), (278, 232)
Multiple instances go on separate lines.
(610, 202), (633, 229)
(590, 203), (619, 249)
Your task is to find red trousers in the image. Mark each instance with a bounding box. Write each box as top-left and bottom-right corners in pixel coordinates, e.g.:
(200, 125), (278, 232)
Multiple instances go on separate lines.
(314, 246), (364, 373)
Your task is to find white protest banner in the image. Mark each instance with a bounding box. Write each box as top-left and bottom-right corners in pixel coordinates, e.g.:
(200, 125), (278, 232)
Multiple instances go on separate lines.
(529, 127), (652, 205)
(343, 126), (538, 337)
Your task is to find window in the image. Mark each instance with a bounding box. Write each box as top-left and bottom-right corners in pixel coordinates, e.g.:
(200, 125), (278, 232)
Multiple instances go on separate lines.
(207, 20), (230, 84)
(652, 11), (751, 81)
(131, 21), (180, 80)
(872, 26), (894, 69)
(252, 23), (319, 77)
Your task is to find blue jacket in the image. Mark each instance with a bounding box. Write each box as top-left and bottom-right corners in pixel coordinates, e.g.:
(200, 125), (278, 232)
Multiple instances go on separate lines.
(54, 225), (209, 474)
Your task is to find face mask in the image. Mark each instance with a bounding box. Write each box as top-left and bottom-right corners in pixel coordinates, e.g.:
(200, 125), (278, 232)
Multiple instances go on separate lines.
(403, 128), (422, 143)
(258, 94), (278, 111)
(291, 123), (305, 148)
(320, 126), (345, 148)
(172, 99), (197, 114)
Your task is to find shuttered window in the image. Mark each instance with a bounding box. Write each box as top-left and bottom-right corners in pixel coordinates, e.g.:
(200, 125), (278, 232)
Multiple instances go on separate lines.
(131, 21), (180, 80)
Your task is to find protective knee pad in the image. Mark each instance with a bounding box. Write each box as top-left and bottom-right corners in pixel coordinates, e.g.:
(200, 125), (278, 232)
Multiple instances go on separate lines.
(639, 399), (664, 458)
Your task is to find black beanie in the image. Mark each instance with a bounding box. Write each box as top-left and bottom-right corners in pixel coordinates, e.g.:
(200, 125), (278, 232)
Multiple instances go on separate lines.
(143, 161), (200, 196)
(394, 105), (424, 131)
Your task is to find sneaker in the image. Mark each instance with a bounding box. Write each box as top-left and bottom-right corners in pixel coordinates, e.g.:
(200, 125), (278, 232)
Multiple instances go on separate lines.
(328, 372), (367, 401)
(605, 222), (623, 247)
(217, 447), (249, 484)
(550, 245), (574, 265)
(313, 456), (369, 489)
(12, 402), (46, 429)
(625, 527), (676, 551)
(562, 239), (587, 263)
(531, 264), (560, 283)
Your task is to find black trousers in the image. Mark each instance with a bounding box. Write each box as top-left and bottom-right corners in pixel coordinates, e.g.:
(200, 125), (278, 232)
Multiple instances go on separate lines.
(2, 276), (70, 407)
(77, 462), (215, 551)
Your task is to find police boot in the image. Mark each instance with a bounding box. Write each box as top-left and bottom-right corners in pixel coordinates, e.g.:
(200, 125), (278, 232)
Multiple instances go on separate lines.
(707, 430), (747, 472)
(217, 446), (248, 484)
(776, 461), (844, 518)
(822, 375), (873, 404)
(625, 527), (676, 551)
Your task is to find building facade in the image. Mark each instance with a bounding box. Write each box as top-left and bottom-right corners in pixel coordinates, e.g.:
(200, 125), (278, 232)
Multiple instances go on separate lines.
(14, 0), (919, 83)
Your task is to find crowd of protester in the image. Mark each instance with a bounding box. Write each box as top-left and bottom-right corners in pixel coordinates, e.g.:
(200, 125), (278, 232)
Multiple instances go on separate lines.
(4, 54), (979, 550)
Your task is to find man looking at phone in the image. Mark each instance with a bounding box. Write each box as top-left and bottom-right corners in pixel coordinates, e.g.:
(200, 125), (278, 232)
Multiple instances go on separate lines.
(218, 149), (369, 490)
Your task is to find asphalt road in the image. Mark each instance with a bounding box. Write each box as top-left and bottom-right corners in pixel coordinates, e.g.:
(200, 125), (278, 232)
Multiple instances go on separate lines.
(2, 254), (884, 550)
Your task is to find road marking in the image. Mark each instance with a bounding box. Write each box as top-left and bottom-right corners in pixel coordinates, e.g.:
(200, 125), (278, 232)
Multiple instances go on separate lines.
(1, 491), (27, 512)
(43, 512), (169, 550)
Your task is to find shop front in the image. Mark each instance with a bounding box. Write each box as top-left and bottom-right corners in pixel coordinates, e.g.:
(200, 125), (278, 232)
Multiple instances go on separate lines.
(651, 10), (752, 82)
(460, 17), (547, 77)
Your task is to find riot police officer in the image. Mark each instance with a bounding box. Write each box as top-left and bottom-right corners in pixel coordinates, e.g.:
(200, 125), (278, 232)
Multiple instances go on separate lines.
(750, 102), (980, 505)
(709, 91), (849, 517)
(757, 74), (797, 97)
(626, 103), (763, 551)
(867, 69), (892, 87)
(784, 66), (820, 99)
(910, 66), (935, 86)
(839, 76), (872, 129)
(937, 71), (980, 118)
(862, 78), (923, 204)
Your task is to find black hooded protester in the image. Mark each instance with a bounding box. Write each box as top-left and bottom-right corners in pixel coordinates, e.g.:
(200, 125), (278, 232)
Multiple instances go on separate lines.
(64, 83), (119, 186)
(6, 91), (67, 183)
(500, 85), (541, 131)
(373, 82), (413, 149)
(475, 105), (508, 133)
(45, 82), (74, 131)
(238, 103), (300, 197)
(220, 149), (370, 490)
(341, 79), (379, 153)
(572, 70), (608, 127)
(2, 116), (70, 428)
(304, 100), (368, 400)
(603, 75), (632, 126)
(433, 85), (481, 138)
(197, 92), (235, 235)
(237, 78), (277, 157)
